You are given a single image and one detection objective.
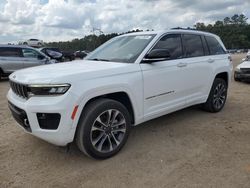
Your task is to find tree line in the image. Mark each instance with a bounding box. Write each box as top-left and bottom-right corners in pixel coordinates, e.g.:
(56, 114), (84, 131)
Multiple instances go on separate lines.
(194, 14), (250, 49)
(46, 14), (250, 51)
(46, 29), (143, 52)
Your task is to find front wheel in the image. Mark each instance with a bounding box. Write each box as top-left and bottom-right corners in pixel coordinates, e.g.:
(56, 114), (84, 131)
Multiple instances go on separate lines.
(76, 99), (131, 159)
(234, 73), (241, 82)
(202, 78), (228, 113)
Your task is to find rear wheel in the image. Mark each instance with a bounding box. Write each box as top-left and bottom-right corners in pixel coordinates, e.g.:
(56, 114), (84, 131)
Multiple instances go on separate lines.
(76, 98), (131, 159)
(202, 78), (228, 113)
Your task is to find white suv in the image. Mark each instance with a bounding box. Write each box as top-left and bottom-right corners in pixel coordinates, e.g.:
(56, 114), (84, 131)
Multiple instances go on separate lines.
(7, 30), (233, 159)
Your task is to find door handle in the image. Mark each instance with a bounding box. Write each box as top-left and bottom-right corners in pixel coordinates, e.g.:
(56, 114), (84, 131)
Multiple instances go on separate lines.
(207, 59), (215, 63)
(177, 62), (187, 67)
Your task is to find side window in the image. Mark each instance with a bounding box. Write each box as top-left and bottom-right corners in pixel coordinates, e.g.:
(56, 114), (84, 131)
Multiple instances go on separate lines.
(201, 36), (210, 56)
(205, 36), (226, 55)
(182, 34), (204, 58)
(22, 49), (40, 58)
(152, 34), (183, 60)
(0, 47), (22, 57)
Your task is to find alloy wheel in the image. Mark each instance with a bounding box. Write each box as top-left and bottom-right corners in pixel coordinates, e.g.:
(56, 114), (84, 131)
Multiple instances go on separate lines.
(90, 109), (126, 153)
(213, 83), (226, 110)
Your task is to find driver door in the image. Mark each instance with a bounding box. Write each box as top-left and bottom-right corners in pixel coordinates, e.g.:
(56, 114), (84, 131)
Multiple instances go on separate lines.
(21, 48), (47, 68)
(140, 34), (188, 120)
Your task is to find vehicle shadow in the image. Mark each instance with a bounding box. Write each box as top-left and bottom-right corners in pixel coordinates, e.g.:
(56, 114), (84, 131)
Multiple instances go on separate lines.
(59, 105), (206, 158)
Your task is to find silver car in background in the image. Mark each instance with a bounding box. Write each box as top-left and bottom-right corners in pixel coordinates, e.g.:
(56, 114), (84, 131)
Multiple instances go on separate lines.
(0, 45), (54, 80)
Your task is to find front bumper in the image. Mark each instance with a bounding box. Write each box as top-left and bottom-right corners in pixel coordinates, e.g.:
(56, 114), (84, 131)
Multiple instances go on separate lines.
(234, 71), (250, 81)
(7, 89), (78, 146)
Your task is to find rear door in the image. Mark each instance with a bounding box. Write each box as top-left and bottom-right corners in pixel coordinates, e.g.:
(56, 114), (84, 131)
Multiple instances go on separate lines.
(0, 47), (23, 73)
(181, 34), (214, 104)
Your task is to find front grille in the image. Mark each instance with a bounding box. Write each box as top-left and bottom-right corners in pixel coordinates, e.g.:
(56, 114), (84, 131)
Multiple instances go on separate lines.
(9, 80), (29, 99)
(240, 68), (250, 74)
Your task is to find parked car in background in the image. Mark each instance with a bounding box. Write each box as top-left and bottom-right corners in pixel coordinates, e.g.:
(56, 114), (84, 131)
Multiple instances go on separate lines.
(234, 56), (250, 82)
(0, 45), (54, 80)
(7, 30), (232, 159)
(247, 51), (250, 58)
(19, 39), (44, 47)
(227, 49), (237, 54)
(40, 47), (75, 61)
(74, 50), (89, 59)
(40, 47), (63, 62)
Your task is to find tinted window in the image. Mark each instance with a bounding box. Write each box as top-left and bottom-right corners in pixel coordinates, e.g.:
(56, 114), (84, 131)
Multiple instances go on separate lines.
(49, 48), (60, 52)
(205, 36), (225, 55)
(152, 34), (183, 60)
(201, 36), (210, 55)
(22, 48), (40, 58)
(0, 47), (22, 57)
(183, 34), (204, 58)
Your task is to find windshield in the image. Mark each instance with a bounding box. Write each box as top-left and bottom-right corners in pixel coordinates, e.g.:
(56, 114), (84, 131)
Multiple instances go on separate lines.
(86, 34), (156, 63)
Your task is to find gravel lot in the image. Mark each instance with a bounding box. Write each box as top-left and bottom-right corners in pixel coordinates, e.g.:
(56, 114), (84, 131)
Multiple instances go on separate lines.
(0, 54), (250, 188)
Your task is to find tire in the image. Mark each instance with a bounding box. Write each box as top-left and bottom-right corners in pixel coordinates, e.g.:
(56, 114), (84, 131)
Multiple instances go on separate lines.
(202, 78), (228, 113)
(234, 74), (241, 82)
(23, 42), (28, 45)
(0, 68), (3, 80)
(76, 98), (131, 159)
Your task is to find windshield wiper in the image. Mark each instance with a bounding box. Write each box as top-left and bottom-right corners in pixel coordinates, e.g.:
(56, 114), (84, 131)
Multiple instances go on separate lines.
(88, 58), (110, 62)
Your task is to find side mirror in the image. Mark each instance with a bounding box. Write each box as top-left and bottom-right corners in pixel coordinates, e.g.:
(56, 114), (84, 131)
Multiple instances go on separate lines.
(142, 49), (171, 63)
(37, 54), (45, 60)
(242, 58), (246, 62)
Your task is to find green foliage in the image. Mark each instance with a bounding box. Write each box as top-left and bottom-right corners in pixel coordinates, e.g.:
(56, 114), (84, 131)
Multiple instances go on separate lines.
(194, 14), (250, 49)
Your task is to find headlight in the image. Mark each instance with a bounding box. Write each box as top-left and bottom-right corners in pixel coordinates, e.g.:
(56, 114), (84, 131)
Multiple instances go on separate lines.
(27, 84), (71, 97)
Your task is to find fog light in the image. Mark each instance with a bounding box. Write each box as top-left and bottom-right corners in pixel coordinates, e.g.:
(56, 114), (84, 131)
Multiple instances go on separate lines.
(37, 113), (61, 130)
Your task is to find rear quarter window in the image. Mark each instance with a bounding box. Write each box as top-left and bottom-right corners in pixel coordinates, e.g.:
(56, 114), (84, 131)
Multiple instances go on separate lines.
(0, 47), (22, 57)
(205, 36), (226, 55)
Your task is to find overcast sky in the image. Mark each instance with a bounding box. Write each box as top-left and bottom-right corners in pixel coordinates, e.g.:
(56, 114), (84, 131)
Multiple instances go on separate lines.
(0, 0), (249, 43)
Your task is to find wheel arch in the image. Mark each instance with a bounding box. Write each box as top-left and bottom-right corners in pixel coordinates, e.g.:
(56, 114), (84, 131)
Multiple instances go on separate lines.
(215, 72), (229, 86)
(83, 92), (135, 124)
(74, 89), (137, 130)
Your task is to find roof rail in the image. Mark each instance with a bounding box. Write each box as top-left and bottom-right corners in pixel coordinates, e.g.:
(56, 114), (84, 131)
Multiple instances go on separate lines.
(171, 27), (197, 31)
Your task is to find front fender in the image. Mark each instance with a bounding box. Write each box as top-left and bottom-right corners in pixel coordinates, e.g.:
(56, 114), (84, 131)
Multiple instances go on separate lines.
(71, 84), (142, 130)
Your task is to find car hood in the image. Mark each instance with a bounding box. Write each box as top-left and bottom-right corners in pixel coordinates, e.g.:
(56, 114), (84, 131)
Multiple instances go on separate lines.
(9, 60), (140, 84)
(236, 60), (250, 69)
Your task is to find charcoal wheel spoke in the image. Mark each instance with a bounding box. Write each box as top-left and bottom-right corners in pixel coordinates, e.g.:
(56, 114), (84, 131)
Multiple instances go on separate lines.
(92, 132), (105, 146)
(97, 135), (108, 151)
